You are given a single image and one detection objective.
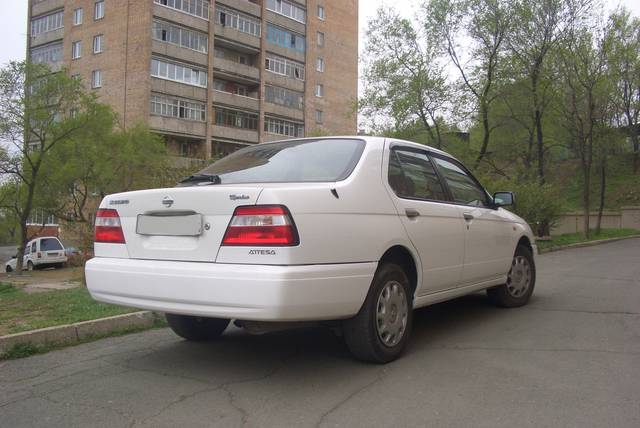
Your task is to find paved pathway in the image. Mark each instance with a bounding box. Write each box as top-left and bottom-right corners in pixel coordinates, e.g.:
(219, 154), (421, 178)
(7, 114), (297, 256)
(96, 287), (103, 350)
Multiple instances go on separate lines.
(1, 239), (639, 427)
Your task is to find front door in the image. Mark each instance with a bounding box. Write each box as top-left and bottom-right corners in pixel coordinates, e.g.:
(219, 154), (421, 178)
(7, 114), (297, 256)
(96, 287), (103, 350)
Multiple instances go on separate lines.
(431, 156), (514, 285)
(386, 146), (465, 294)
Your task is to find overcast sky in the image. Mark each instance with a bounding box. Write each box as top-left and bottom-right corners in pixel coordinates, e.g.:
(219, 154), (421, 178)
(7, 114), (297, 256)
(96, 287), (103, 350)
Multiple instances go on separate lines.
(1, 1), (638, 73)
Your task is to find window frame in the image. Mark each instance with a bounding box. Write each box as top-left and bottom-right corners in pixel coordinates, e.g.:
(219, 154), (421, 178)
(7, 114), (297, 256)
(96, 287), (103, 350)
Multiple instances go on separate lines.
(429, 153), (494, 209)
(91, 69), (102, 88)
(94, 0), (105, 20)
(388, 145), (450, 204)
(71, 41), (82, 59)
(73, 8), (83, 26)
(93, 34), (103, 54)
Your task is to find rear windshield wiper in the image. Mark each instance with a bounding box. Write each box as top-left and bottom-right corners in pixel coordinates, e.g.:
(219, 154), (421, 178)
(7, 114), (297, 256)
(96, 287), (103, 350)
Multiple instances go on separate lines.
(177, 174), (221, 186)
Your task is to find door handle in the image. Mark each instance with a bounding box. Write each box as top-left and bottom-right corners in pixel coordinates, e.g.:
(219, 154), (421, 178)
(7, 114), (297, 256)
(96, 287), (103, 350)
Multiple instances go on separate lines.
(405, 208), (420, 218)
(463, 213), (474, 221)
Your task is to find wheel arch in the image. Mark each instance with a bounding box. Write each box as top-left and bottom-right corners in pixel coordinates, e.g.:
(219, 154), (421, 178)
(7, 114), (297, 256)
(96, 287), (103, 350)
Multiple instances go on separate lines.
(379, 245), (420, 297)
(516, 235), (534, 254)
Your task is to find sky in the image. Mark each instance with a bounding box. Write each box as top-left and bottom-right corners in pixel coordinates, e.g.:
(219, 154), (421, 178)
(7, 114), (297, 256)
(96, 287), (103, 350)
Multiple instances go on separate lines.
(1, 0), (639, 78)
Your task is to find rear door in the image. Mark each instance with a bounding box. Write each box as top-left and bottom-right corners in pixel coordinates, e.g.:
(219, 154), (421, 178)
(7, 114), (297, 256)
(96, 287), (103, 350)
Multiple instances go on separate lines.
(431, 156), (514, 285)
(39, 238), (64, 261)
(386, 145), (465, 294)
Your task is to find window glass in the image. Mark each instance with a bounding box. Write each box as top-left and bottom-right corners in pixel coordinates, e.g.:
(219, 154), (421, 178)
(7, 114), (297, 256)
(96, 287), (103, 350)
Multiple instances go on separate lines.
(196, 139), (365, 184)
(31, 243), (37, 254)
(41, 238), (63, 251)
(390, 149), (447, 201)
(433, 157), (489, 207)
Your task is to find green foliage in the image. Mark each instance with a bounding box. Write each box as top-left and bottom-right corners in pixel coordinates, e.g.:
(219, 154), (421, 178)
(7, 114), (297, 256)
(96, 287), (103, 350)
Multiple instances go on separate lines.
(537, 229), (640, 251)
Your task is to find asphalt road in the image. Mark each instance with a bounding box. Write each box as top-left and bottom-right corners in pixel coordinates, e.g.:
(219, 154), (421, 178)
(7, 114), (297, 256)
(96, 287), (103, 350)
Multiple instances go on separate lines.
(1, 239), (639, 428)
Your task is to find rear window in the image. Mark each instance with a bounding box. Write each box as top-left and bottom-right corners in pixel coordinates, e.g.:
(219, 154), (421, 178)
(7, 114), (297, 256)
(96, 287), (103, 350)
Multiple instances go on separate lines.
(197, 138), (366, 184)
(40, 238), (63, 251)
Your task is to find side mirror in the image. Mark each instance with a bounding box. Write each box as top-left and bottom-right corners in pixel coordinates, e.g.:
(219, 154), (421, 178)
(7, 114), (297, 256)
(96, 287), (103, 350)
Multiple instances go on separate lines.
(493, 191), (515, 207)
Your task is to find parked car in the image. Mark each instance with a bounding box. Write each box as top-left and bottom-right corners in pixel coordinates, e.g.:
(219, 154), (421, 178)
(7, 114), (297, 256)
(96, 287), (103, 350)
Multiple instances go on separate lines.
(5, 236), (68, 272)
(85, 137), (536, 363)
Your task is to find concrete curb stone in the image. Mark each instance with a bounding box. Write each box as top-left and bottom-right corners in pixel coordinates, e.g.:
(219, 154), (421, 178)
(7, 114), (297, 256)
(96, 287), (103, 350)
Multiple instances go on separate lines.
(537, 235), (640, 254)
(0, 311), (157, 355)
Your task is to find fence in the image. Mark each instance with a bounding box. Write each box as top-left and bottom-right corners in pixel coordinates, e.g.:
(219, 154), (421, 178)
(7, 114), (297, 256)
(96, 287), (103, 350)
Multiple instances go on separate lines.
(553, 206), (640, 235)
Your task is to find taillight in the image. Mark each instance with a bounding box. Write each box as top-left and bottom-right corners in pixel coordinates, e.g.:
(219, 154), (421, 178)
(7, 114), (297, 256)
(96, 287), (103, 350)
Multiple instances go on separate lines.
(222, 205), (299, 246)
(95, 209), (126, 244)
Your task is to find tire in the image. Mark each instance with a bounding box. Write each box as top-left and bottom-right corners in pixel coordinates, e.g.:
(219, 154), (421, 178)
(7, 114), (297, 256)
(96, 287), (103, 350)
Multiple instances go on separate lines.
(27, 261), (34, 272)
(5, 266), (12, 273)
(487, 245), (536, 308)
(165, 314), (230, 341)
(342, 263), (413, 363)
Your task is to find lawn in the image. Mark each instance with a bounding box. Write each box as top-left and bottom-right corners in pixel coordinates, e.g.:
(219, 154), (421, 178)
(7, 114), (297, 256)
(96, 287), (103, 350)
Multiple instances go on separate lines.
(537, 228), (640, 251)
(0, 283), (137, 336)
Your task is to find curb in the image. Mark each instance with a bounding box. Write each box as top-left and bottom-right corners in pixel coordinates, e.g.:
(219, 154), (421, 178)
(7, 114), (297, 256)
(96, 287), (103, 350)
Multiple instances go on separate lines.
(537, 235), (640, 254)
(0, 311), (158, 355)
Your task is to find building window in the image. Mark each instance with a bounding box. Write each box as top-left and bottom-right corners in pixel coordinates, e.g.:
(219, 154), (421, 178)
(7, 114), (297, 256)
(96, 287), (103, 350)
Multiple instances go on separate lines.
(317, 5), (325, 20)
(315, 83), (324, 97)
(93, 35), (103, 54)
(265, 54), (305, 81)
(73, 8), (83, 26)
(213, 79), (256, 97)
(151, 58), (208, 87)
(317, 31), (324, 47)
(266, 0), (306, 23)
(153, 0), (210, 20)
(31, 10), (64, 36)
(215, 6), (261, 37)
(71, 41), (82, 59)
(214, 107), (259, 130)
(91, 70), (102, 88)
(315, 110), (323, 124)
(94, 1), (105, 20)
(150, 94), (206, 122)
(152, 20), (208, 53)
(266, 24), (305, 53)
(316, 57), (324, 72)
(30, 42), (63, 65)
(264, 116), (304, 138)
(264, 85), (304, 110)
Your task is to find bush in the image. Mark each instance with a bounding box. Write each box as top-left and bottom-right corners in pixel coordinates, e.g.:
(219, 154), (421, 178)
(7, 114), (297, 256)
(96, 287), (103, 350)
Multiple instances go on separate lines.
(484, 178), (563, 237)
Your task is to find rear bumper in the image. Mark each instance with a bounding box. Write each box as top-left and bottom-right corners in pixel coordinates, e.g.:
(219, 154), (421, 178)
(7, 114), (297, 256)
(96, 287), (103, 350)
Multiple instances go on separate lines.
(85, 257), (377, 321)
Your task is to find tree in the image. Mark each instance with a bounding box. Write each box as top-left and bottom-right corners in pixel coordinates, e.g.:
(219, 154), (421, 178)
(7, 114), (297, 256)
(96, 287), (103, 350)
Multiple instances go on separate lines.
(608, 8), (640, 174)
(506, 0), (592, 182)
(360, 7), (450, 148)
(0, 61), (94, 272)
(556, 23), (612, 238)
(425, 0), (512, 167)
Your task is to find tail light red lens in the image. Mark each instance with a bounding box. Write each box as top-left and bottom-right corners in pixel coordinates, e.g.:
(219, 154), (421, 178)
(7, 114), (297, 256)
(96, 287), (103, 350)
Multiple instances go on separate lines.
(95, 209), (126, 244)
(222, 205), (299, 246)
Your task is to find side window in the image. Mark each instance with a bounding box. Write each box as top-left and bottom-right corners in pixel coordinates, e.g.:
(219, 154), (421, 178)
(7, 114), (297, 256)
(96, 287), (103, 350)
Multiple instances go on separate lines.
(389, 148), (448, 201)
(432, 157), (489, 207)
(31, 242), (37, 254)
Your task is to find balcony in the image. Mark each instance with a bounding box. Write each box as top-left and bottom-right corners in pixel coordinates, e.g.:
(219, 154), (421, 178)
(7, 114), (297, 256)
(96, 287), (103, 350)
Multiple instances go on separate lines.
(214, 24), (261, 50)
(265, 10), (305, 34)
(151, 40), (208, 68)
(30, 27), (64, 48)
(153, 4), (209, 33)
(32, 0), (64, 17)
(264, 102), (304, 121)
(213, 90), (260, 111)
(213, 57), (260, 81)
(263, 71), (304, 92)
(150, 115), (207, 138)
(151, 79), (208, 102)
(212, 124), (259, 143)
(216, 0), (262, 18)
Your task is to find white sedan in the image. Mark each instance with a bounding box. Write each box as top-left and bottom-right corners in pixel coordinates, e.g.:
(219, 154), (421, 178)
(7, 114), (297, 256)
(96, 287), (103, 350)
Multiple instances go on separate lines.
(86, 137), (536, 363)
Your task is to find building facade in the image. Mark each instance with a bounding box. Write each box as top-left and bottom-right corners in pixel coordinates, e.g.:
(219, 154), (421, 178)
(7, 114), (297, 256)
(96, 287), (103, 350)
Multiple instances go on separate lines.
(27, 0), (358, 161)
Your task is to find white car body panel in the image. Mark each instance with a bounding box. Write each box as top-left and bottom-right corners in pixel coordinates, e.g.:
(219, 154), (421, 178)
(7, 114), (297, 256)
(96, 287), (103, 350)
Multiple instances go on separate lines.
(85, 136), (536, 322)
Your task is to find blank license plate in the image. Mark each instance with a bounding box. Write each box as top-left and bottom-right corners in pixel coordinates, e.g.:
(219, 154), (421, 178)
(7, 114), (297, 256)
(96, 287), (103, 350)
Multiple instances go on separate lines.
(136, 213), (203, 236)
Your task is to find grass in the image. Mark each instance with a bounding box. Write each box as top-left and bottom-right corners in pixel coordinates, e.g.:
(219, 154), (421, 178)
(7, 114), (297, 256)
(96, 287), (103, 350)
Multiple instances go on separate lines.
(537, 228), (640, 251)
(0, 284), (138, 336)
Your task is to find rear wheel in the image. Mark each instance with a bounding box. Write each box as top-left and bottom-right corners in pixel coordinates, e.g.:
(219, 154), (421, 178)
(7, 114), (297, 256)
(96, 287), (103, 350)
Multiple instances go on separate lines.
(166, 314), (230, 341)
(27, 261), (34, 272)
(5, 265), (12, 273)
(342, 263), (413, 363)
(487, 245), (536, 308)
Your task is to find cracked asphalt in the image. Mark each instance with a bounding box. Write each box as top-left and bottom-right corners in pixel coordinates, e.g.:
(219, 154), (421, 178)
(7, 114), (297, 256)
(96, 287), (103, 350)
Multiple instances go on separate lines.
(1, 238), (639, 427)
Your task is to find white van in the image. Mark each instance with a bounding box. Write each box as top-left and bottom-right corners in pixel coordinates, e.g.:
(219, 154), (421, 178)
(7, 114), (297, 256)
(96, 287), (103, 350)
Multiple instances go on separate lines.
(5, 236), (68, 272)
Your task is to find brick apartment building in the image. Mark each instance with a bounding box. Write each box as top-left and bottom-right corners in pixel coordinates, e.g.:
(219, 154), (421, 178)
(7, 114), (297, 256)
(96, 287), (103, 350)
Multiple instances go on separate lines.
(26, 0), (359, 163)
